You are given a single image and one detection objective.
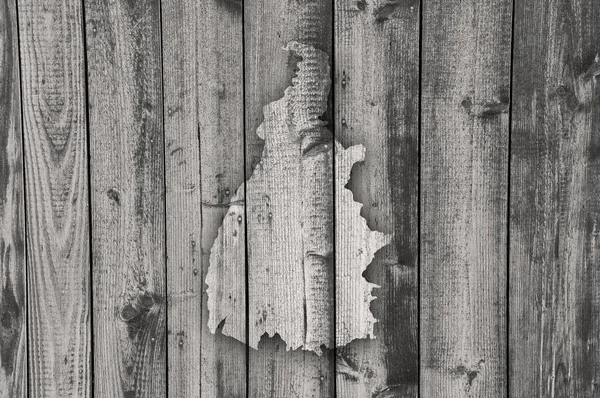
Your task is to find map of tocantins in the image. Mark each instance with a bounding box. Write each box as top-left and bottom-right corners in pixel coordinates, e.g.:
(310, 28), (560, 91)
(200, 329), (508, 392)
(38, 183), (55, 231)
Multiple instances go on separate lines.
(206, 42), (391, 354)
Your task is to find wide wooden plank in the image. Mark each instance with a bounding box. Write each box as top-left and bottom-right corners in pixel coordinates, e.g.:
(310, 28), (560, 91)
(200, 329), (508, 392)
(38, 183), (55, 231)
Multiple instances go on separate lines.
(17, 0), (91, 395)
(244, 0), (335, 396)
(197, 0), (247, 397)
(0, 0), (26, 395)
(334, 0), (419, 396)
(84, 0), (166, 396)
(510, 1), (600, 396)
(420, 0), (511, 396)
(160, 0), (202, 396)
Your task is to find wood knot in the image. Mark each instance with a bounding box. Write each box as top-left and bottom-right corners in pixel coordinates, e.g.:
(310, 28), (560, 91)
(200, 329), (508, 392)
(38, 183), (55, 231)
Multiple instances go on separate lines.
(137, 293), (155, 309)
(373, 0), (413, 22)
(107, 188), (120, 205)
(461, 96), (509, 118)
(120, 303), (138, 322)
(582, 53), (600, 81)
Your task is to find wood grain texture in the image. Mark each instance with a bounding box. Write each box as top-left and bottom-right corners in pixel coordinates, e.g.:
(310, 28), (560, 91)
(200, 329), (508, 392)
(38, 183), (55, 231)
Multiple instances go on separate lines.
(0, 0), (26, 395)
(420, 0), (511, 396)
(17, 0), (91, 395)
(244, 0), (335, 396)
(84, 0), (166, 396)
(510, 1), (600, 396)
(161, 0), (202, 396)
(334, 0), (419, 396)
(197, 0), (247, 396)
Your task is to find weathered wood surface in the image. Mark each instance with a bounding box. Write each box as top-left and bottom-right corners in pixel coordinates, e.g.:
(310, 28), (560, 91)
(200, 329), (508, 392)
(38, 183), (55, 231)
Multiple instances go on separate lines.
(17, 0), (92, 395)
(9, 0), (600, 396)
(0, 0), (26, 396)
(334, 0), (420, 396)
(244, 1), (336, 396)
(420, 0), (512, 396)
(197, 0), (247, 396)
(84, 0), (166, 396)
(510, 1), (600, 396)
(161, 0), (202, 396)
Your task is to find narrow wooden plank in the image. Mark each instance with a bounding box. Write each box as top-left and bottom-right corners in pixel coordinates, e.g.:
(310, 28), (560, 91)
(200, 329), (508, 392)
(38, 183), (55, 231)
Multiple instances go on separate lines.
(420, 0), (511, 396)
(84, 0), (166, 396)
(160, 0), (202, 396)
(17, 0), (91, 395)
(197, 0), (247, 396)
(510, 1), (600, 396)
(334, 0), (419, 396)
(244, 0), (335, 396)
(0, 0), (26, 395)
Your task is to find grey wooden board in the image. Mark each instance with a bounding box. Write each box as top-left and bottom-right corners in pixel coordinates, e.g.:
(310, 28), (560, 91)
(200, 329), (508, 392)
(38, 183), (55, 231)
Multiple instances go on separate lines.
(334, 0), (420, 396)
(197, 0), (247, 397)
(510, 0), (600, 396)
(0, 0), (26, 395)
(244, 1), (336, 397)
(420, 0), (512, 396)
(17, 0), (92, 395)
(161, 0), (202, 395)
(84, 0), (166, 396)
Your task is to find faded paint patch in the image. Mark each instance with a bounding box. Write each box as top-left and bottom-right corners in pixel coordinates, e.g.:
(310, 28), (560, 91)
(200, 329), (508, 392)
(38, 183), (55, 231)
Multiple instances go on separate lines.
(206, 42), (391, 354)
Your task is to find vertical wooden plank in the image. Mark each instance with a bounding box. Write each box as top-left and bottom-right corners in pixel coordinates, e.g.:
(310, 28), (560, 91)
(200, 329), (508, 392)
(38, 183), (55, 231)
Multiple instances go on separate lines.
(0, 0), (26, 395)
(510, 1), (600, 396)
(160, 0), (202, 396)
(197, 0), (247, 397)
(17, 0), (92, 395)
(421, 0), (511, 396)
(244, 0), (335, 396)
(334, 0), (419, 396)
(84, 0), (166, 396)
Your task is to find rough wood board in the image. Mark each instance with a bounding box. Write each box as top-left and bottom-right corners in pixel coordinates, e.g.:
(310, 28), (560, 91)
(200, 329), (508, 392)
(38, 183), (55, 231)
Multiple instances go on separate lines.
(17, 0), (91, 395)
(0, 0), (26, 396)
(510, 1), (600, 396)
(244, 0), (336, 396)
(197, 0), (247, 396)
(161, 0), (202, 396)
(420, 0), (511, 396)
(85, 0), (166, 396)
(334, 0), (420, 396)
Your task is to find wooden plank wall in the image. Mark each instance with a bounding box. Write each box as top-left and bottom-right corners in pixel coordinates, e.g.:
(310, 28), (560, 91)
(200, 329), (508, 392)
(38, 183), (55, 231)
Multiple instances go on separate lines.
(4, 0), (600, 397)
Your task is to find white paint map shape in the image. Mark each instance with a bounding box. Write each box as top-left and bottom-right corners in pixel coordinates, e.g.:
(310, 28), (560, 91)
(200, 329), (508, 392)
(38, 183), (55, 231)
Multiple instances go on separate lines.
(206, 41), (391, 354)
